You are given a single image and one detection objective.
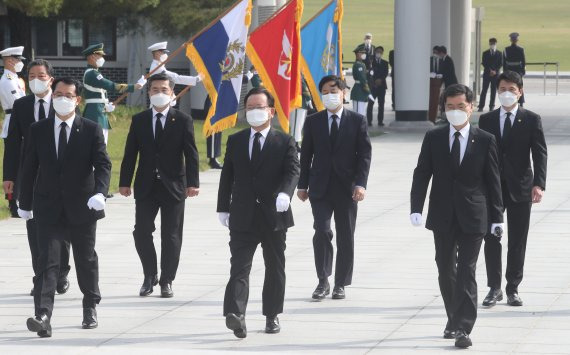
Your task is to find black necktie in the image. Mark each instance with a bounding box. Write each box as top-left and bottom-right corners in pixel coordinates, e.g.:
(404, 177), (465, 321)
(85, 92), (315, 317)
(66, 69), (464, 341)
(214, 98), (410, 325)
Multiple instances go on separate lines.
(503, 112), (512, 143)
(451, 131), (461, 172)
(251, 132), (261, 167)
(38, 99), (46, 120)
(155, 113), (163, 144)
(58, 122), (67, 164)
(330, 114), (339, 146)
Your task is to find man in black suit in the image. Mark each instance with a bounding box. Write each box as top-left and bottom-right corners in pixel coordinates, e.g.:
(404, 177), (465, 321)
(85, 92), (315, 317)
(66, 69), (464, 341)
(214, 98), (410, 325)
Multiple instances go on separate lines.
(504, 32), (526, 106)
(217, 87), (299, 338)
(439, 46), (458, 88)
(478, 38), (503, 112)
(3, 59), (72, 297)
(367, 46), (389, 127)
(388, 49), (395, 110)
(297, 75), (372, 301)
(410, 84), (503, 348)
(479, 71), (547, 308)
(119, 73), (199, 298)
(18, 77), (111, 337)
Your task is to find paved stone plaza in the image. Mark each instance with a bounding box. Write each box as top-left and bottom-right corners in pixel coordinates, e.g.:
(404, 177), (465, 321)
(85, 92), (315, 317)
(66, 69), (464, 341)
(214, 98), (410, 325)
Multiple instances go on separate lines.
(1, 88), (569, 354)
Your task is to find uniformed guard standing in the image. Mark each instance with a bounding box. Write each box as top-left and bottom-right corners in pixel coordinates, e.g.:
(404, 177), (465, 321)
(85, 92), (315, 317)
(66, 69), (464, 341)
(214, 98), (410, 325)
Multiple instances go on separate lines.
(148, 42), (202, 91)
(503, 32), (526, 106)
(357, 33), (375, 71)
(289, 77), (312, 149)
(1, 46), (26, 216)
(81, 43), (145, 144)
(350, 47), (371, 116)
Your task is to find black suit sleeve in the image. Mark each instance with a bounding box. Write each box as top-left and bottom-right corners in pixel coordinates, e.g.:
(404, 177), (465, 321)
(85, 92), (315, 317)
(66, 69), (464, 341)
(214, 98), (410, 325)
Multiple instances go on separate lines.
(531, 114), (547, 190)
(183, 114), (200, 188)
(19, 125), (39, 211)
(521, 48), (526, 75)
(355, 115), (372, 188)
(410, 131), (433, 214)
(484, 135), (503, 224)
(92, 124), (112, 196)
(217, 134), (234, 212)
(498, 51), (503, 71)
(278, 135), (300, 198)
(119, 116), (139, 187)
(298, 117), (314, 189)
(3, 101), (22, 181)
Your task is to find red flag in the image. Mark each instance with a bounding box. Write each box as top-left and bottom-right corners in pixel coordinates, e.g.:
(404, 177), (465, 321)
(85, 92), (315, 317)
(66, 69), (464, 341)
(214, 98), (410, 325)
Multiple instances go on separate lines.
(246, 0), (303, 133)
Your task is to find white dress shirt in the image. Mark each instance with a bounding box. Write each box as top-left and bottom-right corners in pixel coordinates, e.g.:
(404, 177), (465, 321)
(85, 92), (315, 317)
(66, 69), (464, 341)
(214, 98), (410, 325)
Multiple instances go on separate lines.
(54, 114), (75, 157)
(499, 104), (518, 136)
(34, 91), (52, 121)
(449, 123), (470, 164)
(327, 107), (343, 133)
(249, 125), (270, 159)
(152, 107), (169, 138)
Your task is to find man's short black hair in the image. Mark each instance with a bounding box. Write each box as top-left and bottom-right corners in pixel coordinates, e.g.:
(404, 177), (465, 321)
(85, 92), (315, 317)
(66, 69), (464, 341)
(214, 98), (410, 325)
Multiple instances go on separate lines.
(148, 73), (174, 89)
(244, 87), (275, 108)
(27, 59), (54, 77)
(489, 37), (497, 44)
(432, 45), (440, 53)
(439, 45), (448, 54)
(497, 70), (523, 89)
(318, 75), (347, 92)
(52, 77), (82, 96)
(375, 46), (384, 52)
(440, 84), (473, 111)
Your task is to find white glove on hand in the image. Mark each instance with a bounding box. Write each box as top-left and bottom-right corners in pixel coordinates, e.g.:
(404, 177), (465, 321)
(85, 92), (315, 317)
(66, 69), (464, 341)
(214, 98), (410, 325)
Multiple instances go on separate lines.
(275, 193), (290, 212)
(87, 193), (106, 211)
(368, 94), (375, 102)
(430, 72), (436, 78)
(197, 73), (204, 82)
(246, 71), (254, 80)
(491, 223), (505, 237)
(17, 208), (33, 221)
(104, 103), (115, 113)
(218, 212), (230, 228)
(136, 75), (147, 87)
(436, 74), (443, 79)
(410, 213), (423, 227)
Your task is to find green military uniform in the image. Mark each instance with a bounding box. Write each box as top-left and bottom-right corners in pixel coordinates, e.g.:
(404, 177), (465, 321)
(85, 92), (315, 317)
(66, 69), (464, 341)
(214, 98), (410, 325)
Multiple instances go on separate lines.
(251, 72), (262, 88)
(350, 60), (370, 102)
(300, 78), (311, 110)
(81, 43), (134, 129)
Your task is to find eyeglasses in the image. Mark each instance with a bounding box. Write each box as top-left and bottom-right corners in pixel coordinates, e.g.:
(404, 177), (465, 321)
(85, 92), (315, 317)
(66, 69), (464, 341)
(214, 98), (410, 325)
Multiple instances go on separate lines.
(246, 106), (269, 111)
(53, 94), (77, 99)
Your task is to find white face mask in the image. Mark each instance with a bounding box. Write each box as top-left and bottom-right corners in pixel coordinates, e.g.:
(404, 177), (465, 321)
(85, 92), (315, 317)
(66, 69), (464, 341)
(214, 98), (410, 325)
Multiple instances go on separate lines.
(29, 78), (51, 95)
(498, 91), (518, 107)
(53, 97), (77, 116)
(365, 39), (372, 46)
(14, 61), (24, 73)
(159, 53), (168, 62)
(360, 53), (367, 60)
(95, 57), (105, 68)
(375, 54), (382, 59)
(150, 93), (172, 108)
(322, 92), (342, 111)
(246, 109), (269, 127)
(446, 109), (469, 126)
(490, 44), (497, 51)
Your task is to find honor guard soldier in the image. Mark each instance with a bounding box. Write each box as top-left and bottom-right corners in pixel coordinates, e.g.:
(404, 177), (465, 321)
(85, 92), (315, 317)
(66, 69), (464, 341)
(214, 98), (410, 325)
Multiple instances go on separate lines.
(289, 77), (312, 149)
(82, 43), (146, 144)
(148, 42), (203, 91)
(357, 33), (375, 71)
(503, 33), (526, 106)
(351, 47), (372, 116)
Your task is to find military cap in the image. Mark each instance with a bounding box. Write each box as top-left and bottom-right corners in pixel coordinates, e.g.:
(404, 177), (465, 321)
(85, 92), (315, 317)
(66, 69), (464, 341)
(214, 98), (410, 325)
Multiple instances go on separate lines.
(82, 43), (106, 57)
(354, 45), (366, 53)
(147, 42), (170, 53)
(0, 46), (26, 60)
(364, 33), (372, 39)
(509, 32), (519, 40)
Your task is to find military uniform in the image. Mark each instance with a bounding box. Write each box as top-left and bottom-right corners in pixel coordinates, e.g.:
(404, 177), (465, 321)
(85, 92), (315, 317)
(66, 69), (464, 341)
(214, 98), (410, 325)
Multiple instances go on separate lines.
(350, 49), (370, 116)
(148, 42), (201, 87)
(1, 47), (26, 138)
(289, 78), (312, 143)
(504, 33), (526, 104)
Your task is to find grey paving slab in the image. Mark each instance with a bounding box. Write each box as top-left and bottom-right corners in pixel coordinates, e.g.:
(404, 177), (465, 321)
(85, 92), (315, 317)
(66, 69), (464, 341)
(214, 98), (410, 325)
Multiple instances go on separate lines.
(1, 92), (570, 354)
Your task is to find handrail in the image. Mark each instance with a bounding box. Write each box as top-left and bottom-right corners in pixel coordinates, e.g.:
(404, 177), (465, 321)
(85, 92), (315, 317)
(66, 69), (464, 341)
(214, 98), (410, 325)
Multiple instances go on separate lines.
(519, 62), (559, 95)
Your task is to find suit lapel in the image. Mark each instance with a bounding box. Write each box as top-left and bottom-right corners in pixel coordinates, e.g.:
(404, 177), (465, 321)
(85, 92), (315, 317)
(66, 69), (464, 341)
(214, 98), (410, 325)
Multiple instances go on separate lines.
(63, 116), (83, 163)
(254, 129), (274, 171)
(333, 110), (348, 151)
(44, 118), (58, 162)
(460, 126), (476, 169)
(321, 112), (332, 151)
(160, 109), (176, 149)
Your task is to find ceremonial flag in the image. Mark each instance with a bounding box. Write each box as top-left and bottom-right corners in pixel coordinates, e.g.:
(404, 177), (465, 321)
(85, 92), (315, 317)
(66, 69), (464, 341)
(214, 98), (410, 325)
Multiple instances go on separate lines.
(247, 0), (303, 133)
(186, 0), (252, 136)
(300, 0), (343, 111)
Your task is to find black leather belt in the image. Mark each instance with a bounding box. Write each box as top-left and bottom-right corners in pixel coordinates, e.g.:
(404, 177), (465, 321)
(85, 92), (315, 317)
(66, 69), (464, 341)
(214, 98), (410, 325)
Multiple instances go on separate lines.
(4, 109), (12, 114)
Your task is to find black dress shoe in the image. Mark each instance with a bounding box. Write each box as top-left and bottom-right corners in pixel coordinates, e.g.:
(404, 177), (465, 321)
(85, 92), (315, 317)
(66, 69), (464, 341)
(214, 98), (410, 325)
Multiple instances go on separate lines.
(489, 106), (495, 111)
(482, 288), (503, 307)
(226, 313), (247, 338)
(208, 158), (223, 169)
(139, 275), (158, 296)
(265, 316), (280, 334)
(455, 330), (472, 348)
(477, 107), (484, 112)
(161, 282), (174, 298)
(332, 286), (345, 299)
(56, 277), (70, 294)
(443, 329), (456, 339)
(312, 279), (330, 300)
(82, 307), (98, 329)
(507, 292), (523, 306)
(27, 314), (51, 337)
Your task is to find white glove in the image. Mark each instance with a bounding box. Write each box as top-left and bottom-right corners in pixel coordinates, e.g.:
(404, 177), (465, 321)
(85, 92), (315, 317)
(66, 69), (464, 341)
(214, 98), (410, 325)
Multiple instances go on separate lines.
(368, 94), (375, 102)
(369, 70), (374, 76)
(197, 73), (204, 82)
(307, 100), (314, 109)
(410, 213), (423, 227)
(17, 208), (33, 221)
(104, 103), (115, 113)
(491, 223), (505, 237)
(136, 75), (147, 87)
(218, 212), (230, 228)
(430, 72), (436, 78)
(436, 74), (443, 79)
(87, 193), (106, 211)
(275, 193), (290, 212)
(246, 71), (254, 80)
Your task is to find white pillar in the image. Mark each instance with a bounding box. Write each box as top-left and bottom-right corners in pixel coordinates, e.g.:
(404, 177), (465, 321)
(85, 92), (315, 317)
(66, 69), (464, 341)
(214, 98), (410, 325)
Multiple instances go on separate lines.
(393, 0), (431, 121)
(450, 0), (471, 85)
(431, 0), (451, 52)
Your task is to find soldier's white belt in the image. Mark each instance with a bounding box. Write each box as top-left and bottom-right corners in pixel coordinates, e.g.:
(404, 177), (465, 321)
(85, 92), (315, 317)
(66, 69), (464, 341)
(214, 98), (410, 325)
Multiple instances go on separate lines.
(85, 98), (109, 104)
(506, 61), (522, 66)
(354, 80), (361, 84)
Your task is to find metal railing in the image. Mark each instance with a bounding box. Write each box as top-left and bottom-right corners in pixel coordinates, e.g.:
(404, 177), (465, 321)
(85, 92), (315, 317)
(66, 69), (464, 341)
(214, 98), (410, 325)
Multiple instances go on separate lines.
(525, 62), (559, 95)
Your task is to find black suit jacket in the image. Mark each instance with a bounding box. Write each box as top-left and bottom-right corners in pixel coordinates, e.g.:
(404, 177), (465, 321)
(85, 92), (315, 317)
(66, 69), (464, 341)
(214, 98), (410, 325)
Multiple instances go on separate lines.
(119, 108), (199, 202)
(217, 128), (300, 232)
(504, 44), (526, 75)
(482, 49), (503, 76)
(410, 125), (503, 234)
(19, 115), (111, 226)
(299, 109), (372, 199)
(388, 50), (395, 77)
(371, 58), (389, 90)
(478, 108), (547, 202)
(441, 55), (458, 87)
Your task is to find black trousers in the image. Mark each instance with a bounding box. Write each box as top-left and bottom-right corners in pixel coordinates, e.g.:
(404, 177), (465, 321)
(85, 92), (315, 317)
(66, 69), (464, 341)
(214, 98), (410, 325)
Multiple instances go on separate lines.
(310, 174), (357, 287)
(478, 74), (498, 109)
(27, 218), (71, 288)
(133, 179), (185, 285)
(366, 86), (387, 125)
(433, 217), (484, 335)
(223, 204), (286, 317)
(484, 183), (532, 293)
(390, 74), (395, 109)
(35, 219), (100, 318)
(207, 132), (222, 159)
